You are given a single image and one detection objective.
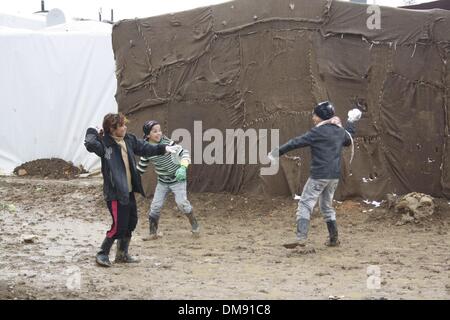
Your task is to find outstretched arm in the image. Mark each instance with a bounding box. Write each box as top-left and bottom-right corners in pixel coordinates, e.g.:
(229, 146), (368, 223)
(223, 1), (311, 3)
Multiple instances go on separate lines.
(132, 135), (167, 157)
(278, 131), (314, 156)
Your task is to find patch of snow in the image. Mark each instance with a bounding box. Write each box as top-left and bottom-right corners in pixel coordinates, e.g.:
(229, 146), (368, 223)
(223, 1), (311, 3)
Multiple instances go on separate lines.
(363, 200), (382, 207)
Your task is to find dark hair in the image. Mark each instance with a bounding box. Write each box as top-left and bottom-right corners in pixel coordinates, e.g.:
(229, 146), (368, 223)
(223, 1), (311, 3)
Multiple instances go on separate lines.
(102, 113), (128, 135)
(142, 120), (160, 139)
(313, 101), (335, 120)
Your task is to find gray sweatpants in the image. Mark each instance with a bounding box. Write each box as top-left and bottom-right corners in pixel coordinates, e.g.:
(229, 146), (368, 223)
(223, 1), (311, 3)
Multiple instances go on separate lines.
(296, 178), (339, 222)
(149, 181), (193, 219)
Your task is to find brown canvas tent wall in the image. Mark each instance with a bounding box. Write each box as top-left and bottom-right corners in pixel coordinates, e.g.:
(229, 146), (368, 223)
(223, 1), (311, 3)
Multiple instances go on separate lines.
(111, 0), (450, 200)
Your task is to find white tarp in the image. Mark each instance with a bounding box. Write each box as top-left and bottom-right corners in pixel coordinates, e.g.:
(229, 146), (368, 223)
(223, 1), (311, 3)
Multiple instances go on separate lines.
(0, 21), (117, 175)
(0, 13), (46, 30)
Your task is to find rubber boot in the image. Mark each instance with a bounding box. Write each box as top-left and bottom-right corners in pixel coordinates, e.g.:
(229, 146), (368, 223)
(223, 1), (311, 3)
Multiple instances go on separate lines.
(115, 236), (139, 263)
(186, 211), (200, 236)
(143, 216), (159, 241)
(325, 220), (340, 247)
(96, 237), (114, 267)
(283, 218), (310, 249)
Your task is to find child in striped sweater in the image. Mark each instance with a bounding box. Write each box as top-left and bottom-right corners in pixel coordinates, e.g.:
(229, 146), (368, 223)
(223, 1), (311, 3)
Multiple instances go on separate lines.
(137, 120), (200, 239)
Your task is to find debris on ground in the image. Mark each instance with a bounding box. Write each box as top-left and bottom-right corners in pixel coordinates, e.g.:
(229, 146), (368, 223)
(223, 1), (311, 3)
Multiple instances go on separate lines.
(392, 192), (435, 225)
(13, 158), (87, 179)
(22, 234), (38, 244)
(328, 295), (345, 300)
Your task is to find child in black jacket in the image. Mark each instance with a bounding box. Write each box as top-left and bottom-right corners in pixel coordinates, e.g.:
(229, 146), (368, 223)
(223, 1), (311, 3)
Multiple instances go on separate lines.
(84, 113), (175, 267)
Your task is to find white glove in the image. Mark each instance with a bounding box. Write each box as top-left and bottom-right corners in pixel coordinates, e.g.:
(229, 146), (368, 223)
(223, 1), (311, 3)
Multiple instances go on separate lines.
(268, 152), (276, 162)
(348, 108), (362, 122)
(165, 145), (179, 154)
(267, 150), (279, 164)
(89, 126), (103, 136)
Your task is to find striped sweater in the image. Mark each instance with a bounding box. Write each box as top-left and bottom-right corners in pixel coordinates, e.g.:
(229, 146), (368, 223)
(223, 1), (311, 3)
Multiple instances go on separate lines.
(137, 136), (191, 185)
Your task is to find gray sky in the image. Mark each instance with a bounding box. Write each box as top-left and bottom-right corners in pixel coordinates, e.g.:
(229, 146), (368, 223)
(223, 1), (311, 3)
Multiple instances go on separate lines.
(0, 0), (434, 21)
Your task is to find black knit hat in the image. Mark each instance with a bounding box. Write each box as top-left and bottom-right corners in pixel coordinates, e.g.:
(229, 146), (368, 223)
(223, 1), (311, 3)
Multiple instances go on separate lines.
(142, 120), (159, 139)
(313, 101), (335, 120)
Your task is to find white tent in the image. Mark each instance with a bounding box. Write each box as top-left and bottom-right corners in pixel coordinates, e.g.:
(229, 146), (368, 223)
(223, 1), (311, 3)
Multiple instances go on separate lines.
(0, 20), (117, 175)
(0, 12), (46, 30)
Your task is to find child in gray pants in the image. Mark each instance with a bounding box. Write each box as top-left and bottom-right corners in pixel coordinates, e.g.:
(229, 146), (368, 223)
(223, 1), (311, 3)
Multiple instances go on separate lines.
(269, 102), (361, 248)
(137, 120), (200, 240)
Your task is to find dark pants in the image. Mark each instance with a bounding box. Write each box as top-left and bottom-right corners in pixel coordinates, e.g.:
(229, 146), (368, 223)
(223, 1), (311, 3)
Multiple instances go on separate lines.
(105, 193), (138, 240)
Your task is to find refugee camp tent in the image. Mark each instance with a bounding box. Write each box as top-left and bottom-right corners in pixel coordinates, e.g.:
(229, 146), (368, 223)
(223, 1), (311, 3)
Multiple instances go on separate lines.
(0, 12), (46, 30)
(0, 20), (117, 175)
(111, 0), (450, 200)
(402, 0), (450, 10)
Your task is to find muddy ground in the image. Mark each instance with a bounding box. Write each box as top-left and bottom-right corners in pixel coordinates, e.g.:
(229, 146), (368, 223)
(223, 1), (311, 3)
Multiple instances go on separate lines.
(0, 176), (449, 300)
(13, 158), (87, 179)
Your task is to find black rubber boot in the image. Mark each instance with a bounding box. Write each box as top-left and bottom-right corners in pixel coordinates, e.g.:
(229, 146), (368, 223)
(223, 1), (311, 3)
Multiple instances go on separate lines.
(115, 236), (139, 263)
(283, 218), (310, 249)
(186, 211), (200, 236)
(143, 216), (159, 241)
(150, 216), (158, 236)
(96, 237), (114, 267)
(325, 220), (340, 247)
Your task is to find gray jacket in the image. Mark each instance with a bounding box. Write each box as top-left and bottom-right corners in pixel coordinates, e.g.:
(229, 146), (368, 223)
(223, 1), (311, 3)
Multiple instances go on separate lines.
(278, 121), (356, 179)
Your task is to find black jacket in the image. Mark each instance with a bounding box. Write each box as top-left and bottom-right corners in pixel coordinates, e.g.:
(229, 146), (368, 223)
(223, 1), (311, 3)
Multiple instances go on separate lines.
(278, 121), (356, 179)
(84, 128), (166, 204)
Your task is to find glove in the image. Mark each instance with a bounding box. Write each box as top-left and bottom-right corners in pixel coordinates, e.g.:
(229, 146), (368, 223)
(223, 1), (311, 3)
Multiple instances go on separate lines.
(348, 108), (362, 122)
(268, 148), (279, 164)
(165, 145), (179, 154)
(268, 152), (277, 163)
(175, 165), (187, 182)
(95, 126), (104, 135)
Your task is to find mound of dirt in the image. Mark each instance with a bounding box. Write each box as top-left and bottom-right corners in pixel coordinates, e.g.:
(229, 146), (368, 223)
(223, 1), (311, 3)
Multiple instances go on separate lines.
(13, 158), (87, 179)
